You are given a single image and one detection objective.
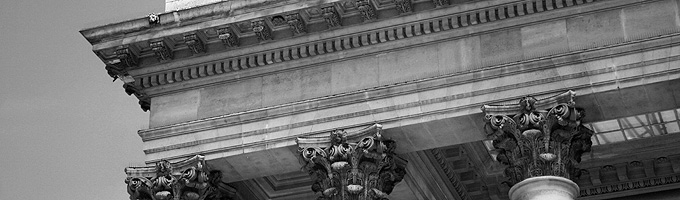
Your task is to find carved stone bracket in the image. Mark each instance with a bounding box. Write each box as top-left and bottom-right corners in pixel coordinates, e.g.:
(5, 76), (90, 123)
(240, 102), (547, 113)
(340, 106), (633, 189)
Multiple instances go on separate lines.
(394, 0), (412, 14)
(481, 91), (594, 187)
(217, 27), (239, 47)
(431, 0), (449, 7)
(183, 33), (205, 54)
(124, 155), (231, 200)
(251, 20), (272, 41)
(150, 40), (173, 61)
(322, 6), (342, 28)
(285, 13), (307, 35)
(296, 124), (407, 200)
(123, 83), (151, 112)
(103, 45), (139, 81)
(356, 0), (376, 21)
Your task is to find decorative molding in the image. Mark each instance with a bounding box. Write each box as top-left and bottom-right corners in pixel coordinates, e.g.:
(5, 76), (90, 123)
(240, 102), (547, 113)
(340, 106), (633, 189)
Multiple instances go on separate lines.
(150, 39), (173, 61)
(285, 13), (307, 35)
(481, 91), (594, 186)
(394, 0), (412, 14)
(431, 0), (449, 7)
(184, 33), (205, 54)
(579, 156), (680, 198)
(296, 124), (407, 200)
(124, 155), (232, 200)
(217, 27), (240, 47)
(356, 0), (377, 21)
(430, 149), (470, 200)
(138, 46), (680, 155)
(251, 20), (272, 41)
(322, 6), (342, 28)
(132, 0), (604, 94)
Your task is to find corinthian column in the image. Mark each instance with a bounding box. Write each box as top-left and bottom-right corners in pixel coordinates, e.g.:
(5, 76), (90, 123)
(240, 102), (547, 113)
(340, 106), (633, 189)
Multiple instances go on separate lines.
(296, 124), (407, 200)
(481, 91), (593, 200)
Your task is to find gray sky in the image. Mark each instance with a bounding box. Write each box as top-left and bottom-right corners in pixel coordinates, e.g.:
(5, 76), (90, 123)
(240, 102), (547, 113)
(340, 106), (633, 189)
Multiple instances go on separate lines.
(0, 1), (163, 199)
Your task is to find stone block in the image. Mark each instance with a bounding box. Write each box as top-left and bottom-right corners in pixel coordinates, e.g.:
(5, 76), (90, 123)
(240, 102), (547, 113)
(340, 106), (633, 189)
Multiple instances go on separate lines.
(622, 0), (679, 40)
(521, 20), (569, 59)
(262, 69), (303, 107)
(197, 77), (263, 119)
(480, 28), (523, 66)
(566, 9), (624, 51)
(438, 36), (482, 74)
(150, 90), (200, 127)
(330, 56), (380, 94)
(300, 65), (332, 100)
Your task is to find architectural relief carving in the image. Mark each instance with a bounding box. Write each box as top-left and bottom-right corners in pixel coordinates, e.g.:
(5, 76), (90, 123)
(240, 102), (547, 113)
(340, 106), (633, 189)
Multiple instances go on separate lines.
(297, 124), (406, 200)
(104, 46), (139, 81)
(431, 0), (449, 7)
(150, 40), (173, 61)
(148, 13), (160, 25)
(481, 91), (594, 186)
(356, 0), (376, 21)
(217, 27), (239, 47)
(322, 6), (342, 28)
(123, 83), (151, 112)
(251, 20), (272, 41)
(285, 13), (307, 35)
(124, 155), (230, 200)
(183, 33), (205, 54)
(394, 0), (412, 14)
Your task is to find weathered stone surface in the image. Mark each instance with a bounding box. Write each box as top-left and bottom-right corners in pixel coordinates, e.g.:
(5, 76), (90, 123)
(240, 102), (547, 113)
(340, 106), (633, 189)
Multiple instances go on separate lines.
(566, 9), (624, 51)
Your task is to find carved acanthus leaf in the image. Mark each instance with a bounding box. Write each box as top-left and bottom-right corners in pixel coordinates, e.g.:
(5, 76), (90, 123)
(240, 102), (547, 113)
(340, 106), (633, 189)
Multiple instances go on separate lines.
(251, 20), (272, 41)
(297, 125), (407, 200)
(124, 155), (231, 200)
(481, 91), (593, 186)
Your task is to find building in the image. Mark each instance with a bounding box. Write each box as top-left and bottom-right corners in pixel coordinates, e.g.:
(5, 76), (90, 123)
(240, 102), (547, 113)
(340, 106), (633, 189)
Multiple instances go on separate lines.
(80, 0), (680, 199)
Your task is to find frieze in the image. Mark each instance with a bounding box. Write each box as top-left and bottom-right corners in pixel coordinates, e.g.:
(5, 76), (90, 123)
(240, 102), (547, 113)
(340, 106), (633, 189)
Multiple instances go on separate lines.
(139, 51), (680, 157)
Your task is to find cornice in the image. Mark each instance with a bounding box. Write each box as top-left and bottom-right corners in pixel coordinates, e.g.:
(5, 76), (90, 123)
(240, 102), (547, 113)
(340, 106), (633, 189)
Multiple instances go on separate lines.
(138, 29), (680, 144)
(80, 0), (622, 111)
(132, 0), (605, 97)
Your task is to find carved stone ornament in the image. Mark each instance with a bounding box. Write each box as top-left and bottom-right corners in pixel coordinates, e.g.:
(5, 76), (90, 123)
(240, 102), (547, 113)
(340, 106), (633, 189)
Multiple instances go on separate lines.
(104, 46), (139, 81)
(183, 33), (205, 54)
(356, 0), (376, 21)
(286, 13), (307, 35)
(297, 124), (407, 200)
(322, 6), (342, 28)
(124, 155), (230, 200)
(251, 20), (272, 41)
(394, 0), (412, 14)
(481, 91), (593, 187)
(217, 27), (239, 47)
(148, 13), (160, 25)
(431, 0), (449, 7)
(123, 83), (151, 112)
(150, 40), (173, 61)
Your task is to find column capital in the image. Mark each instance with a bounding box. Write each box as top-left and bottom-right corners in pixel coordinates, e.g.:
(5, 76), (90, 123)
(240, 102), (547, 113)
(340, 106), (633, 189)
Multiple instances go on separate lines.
(124, 155), (231, 200)
(296, 124), (407, 200)
(481, 91), (594, 186)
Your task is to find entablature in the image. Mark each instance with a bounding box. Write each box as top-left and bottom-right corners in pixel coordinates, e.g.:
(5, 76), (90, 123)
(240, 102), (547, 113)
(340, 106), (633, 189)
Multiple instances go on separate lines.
(81, 0), (604, 111)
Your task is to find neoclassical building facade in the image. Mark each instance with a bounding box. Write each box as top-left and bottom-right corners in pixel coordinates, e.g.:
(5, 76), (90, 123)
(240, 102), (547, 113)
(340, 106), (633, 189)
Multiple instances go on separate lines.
(81, 0), (680, 199)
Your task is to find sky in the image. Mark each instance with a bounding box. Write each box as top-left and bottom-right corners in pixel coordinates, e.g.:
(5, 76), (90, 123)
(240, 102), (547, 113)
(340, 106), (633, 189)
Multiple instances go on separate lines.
(0, 1), (164, 199)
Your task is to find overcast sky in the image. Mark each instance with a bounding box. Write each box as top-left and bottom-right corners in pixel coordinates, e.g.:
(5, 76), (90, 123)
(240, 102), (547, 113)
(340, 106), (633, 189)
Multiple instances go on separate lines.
(0, 1), (164, 199)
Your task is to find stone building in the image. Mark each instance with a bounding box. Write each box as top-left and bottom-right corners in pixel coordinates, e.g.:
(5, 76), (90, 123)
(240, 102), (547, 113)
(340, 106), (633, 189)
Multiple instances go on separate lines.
(80, 0), (680, 199)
